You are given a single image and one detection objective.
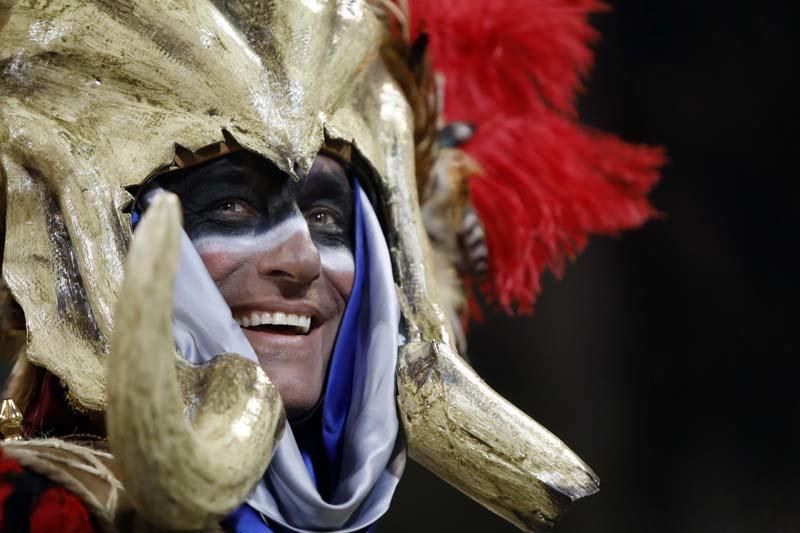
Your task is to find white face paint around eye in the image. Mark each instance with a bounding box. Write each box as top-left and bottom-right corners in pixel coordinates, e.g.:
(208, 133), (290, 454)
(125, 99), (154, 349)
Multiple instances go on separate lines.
(192, 213), (355, 274)
(192, 215), (307, 258)
(319, 245), (355, 273)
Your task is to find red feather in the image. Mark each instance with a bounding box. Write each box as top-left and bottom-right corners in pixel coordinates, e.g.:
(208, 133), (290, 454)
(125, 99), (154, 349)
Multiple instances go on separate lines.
(406, 0), (665, 312)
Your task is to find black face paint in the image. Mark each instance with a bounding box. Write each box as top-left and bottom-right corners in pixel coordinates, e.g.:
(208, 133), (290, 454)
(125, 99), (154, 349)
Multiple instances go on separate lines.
(147, 152), (354, 253)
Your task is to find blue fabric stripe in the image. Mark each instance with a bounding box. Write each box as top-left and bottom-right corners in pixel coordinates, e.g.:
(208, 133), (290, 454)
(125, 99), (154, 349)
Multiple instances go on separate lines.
(320, 185), (365, 490)
(223, 504), (274, 533)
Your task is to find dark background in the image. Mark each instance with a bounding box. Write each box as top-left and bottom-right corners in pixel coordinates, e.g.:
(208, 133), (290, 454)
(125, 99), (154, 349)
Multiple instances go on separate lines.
(385, 1), (799, 532)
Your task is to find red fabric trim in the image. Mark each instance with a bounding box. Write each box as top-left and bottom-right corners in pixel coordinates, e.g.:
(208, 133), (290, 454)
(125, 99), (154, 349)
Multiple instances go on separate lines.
(24, 370), (54, 437)
(0, 449), (24, 477)
(0, 447), (96, 532)
(30, 486), (96, 533)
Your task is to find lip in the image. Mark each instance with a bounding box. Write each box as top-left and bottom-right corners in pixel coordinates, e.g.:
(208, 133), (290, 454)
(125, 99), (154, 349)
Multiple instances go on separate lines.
(241, 322), (321, 348)
(238, 313), (328, 365)
(226, 291), (344, 362)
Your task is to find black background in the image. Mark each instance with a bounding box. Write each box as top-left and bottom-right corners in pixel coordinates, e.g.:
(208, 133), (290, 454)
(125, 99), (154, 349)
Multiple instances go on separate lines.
(384, 1), (799, 532)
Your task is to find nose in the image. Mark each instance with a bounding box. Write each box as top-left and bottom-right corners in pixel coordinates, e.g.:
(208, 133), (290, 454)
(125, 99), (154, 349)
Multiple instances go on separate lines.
(255, 218), (321, 286)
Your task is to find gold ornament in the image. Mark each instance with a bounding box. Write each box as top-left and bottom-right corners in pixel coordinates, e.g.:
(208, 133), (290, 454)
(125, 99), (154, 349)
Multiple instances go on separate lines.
(0, 398), (24, 441)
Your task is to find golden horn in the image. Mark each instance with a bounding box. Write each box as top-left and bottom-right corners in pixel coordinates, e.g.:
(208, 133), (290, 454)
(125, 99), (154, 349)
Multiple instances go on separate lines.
(107, 193), (285, 530)
(397, 340), (600, 532)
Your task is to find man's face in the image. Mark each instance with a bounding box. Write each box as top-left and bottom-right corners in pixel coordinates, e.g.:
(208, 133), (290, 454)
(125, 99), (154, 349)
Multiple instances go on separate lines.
(163, 153), (355, 419)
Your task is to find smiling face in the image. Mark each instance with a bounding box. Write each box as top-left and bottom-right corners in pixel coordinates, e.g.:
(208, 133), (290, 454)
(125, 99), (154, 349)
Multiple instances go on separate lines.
(159, 152), (355, 419)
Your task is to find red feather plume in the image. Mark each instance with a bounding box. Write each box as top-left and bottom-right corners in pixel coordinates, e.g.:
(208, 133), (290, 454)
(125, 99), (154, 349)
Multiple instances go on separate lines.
(405, 0), (665, 313)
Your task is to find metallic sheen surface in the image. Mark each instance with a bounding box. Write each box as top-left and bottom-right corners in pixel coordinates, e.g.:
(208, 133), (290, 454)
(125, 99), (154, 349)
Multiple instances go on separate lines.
(1, 1), (598, 529)
(0, 398), (24, 440)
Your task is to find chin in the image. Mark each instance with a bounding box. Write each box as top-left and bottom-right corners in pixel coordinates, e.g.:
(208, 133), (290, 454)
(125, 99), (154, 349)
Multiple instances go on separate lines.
(259, 361), (326, 420)
(241, 318), (339, 421)
(280, 392), (323, 421)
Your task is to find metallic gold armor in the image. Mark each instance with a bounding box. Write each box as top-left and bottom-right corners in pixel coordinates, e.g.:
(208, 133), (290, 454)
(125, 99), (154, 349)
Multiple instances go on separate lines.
(0, 1), (598, 530)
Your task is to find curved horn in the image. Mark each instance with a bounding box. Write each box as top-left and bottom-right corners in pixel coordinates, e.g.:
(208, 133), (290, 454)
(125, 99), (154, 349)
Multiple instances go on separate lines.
(397, 340), (600, 532)
(107, 193), (285, 530)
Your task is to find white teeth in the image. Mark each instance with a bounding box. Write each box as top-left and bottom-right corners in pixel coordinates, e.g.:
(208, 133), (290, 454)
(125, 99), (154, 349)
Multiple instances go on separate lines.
(297, 315), (311, 333)
(235, 311), (312, 334)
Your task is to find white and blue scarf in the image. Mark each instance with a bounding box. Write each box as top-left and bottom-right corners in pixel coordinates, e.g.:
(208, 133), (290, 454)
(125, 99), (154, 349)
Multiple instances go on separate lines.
(143, 181), (405, 532)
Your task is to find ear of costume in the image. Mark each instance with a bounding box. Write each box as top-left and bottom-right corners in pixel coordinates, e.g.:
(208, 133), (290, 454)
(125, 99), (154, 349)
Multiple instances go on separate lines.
(0, 0), (664, 530)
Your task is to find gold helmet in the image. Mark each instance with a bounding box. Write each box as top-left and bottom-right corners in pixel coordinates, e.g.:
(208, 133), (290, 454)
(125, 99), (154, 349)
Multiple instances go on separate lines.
(1, 1), (601, 530)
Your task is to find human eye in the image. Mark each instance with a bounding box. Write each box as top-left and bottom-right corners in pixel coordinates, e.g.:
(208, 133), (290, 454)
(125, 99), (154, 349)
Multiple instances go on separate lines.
(304, 206), (343, 234)
(208, 199), (258, 221)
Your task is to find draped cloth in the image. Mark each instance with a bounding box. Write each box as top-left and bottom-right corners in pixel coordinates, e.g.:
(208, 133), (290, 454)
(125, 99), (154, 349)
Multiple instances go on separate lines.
(167, 182), (405, 532)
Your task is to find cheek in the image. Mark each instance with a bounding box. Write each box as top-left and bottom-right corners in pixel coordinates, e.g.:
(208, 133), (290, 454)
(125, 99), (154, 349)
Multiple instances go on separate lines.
(319, 245), (355, 299)
(196, 246), (246, 283)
